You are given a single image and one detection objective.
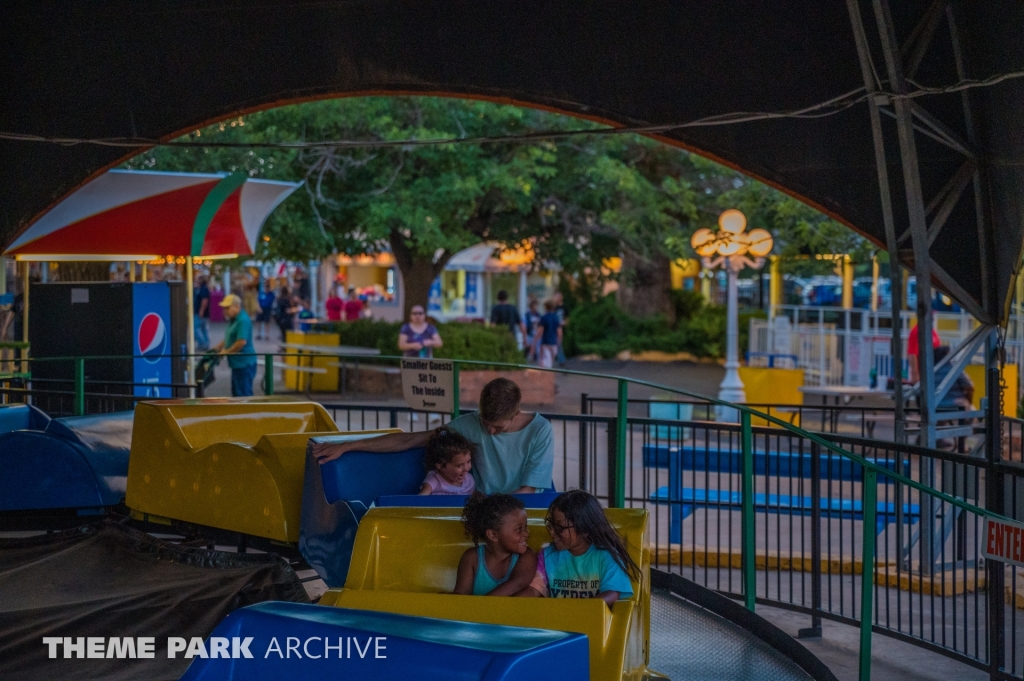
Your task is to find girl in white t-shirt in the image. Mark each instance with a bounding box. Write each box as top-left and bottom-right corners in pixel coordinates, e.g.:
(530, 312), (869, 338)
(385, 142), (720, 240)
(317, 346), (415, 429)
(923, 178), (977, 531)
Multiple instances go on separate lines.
(419, 427), (477, 495)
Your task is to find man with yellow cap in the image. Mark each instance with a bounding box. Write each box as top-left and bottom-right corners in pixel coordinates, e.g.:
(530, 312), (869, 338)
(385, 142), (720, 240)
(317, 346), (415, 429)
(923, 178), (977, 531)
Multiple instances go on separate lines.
(215, 293), (257, 396)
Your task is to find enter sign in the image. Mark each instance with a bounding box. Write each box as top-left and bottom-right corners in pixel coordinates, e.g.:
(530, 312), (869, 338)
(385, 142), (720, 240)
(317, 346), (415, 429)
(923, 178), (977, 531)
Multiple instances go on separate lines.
(983, 517), (1024, 568)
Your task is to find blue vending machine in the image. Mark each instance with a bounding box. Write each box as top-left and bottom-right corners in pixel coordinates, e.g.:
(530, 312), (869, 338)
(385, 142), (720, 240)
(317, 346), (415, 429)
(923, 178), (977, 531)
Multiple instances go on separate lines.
(132, 283), (175, 398)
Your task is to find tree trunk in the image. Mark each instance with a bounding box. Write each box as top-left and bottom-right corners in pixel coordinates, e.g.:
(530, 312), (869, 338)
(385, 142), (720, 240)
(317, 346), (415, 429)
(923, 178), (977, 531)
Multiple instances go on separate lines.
(389, 231), (450, 321)
(617, 250), (674, 323)
(56, 262), (111, 282)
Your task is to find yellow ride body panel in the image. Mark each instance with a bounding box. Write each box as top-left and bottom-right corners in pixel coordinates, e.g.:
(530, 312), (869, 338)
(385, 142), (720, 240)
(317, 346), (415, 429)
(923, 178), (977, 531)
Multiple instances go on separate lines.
(319, 507), (652, 681)
(125, 399), (395, 542)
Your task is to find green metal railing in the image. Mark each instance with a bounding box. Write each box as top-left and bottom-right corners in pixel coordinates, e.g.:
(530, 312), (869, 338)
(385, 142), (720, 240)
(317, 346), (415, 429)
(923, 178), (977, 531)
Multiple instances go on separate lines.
(259, 350), (1015, 681)
(9, 349), (1017, 681)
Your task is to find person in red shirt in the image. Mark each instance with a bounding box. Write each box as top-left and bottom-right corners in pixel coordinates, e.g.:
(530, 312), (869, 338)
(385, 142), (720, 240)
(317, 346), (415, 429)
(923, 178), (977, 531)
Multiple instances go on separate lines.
(907, 321), (941, 384)
(325, 288), (343, 322)
(343, 288), (364, 322)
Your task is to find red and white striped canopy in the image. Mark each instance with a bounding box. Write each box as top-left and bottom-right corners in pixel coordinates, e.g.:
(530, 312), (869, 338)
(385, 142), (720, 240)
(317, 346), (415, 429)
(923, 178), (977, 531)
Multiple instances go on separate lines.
(5, 170), (300, 259)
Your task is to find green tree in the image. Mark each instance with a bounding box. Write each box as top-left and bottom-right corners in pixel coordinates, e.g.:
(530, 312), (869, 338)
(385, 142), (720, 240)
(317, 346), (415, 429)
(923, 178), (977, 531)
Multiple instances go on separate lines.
(123, 96), (865, 318)
(125, 98), (703, 316)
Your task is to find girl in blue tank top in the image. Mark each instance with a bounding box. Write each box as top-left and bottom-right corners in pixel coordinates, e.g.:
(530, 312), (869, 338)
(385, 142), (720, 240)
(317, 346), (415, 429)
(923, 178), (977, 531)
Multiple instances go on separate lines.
(453, 492), (538, 596)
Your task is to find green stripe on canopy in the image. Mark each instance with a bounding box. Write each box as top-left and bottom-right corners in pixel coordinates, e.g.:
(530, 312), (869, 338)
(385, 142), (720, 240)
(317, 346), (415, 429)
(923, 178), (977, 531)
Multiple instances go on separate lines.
(190, 172), (247, 256)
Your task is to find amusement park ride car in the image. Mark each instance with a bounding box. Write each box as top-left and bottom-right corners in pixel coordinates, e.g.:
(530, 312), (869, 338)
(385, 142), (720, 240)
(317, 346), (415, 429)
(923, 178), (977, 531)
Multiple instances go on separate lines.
(0, 399), (658, 680)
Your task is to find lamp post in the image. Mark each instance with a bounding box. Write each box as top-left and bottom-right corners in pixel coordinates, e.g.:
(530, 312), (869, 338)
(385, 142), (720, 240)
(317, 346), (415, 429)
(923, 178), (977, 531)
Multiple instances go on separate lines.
(691, 210), (774, 413)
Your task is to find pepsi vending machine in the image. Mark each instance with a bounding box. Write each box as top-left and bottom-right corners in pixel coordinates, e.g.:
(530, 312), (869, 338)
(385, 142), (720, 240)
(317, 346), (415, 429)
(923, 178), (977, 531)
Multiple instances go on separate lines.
(30, 282), (188, 397)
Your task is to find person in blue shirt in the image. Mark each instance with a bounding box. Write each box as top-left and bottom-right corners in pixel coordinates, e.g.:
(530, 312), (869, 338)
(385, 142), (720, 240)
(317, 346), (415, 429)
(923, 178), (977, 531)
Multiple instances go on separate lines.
(453, 492), (538, 596)
(256, 280), (276, 341)
(193, 275), (211, 350)
(519, 489), (639, 606)
(215, 294), (257, 397)
(534, 300), (563, 368)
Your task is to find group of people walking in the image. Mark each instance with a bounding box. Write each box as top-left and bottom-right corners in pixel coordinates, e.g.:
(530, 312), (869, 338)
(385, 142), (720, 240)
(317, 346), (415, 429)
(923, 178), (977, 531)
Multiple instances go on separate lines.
(490, 290), (566, 368)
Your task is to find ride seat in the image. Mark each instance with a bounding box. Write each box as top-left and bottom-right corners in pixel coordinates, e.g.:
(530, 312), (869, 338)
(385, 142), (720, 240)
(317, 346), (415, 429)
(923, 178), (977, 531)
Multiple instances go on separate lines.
(321, 507), (652, 681)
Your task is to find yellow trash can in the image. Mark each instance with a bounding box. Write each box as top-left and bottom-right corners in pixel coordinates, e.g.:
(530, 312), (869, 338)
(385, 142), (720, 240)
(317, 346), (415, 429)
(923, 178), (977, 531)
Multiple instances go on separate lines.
(283, 331), (340, 392)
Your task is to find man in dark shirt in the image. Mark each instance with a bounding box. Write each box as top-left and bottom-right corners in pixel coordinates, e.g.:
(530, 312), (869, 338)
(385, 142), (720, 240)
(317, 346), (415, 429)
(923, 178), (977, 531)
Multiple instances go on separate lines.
(295, 268), (311, 303)
(194, 276), (211, 351)
(489, 290), (527, 345)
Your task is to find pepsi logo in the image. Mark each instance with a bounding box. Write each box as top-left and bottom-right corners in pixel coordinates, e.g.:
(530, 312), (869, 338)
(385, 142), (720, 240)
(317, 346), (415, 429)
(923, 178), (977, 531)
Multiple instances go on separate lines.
(138, 312), (168, 364)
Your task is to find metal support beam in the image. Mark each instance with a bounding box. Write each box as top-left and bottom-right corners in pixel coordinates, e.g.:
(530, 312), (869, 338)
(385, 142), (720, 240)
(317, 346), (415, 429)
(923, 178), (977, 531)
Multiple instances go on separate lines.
(895, 158), (975, 246)
(926, 160), (976, 246)
(932, 325), (989, 407)
(873, 0), (937, 455)
(901, 0), (948, 78)
(846, 0), (905, 441)
(984, 332), (1006, 678)
(946, 1), (994, 316)
(909, 102), (975, 158)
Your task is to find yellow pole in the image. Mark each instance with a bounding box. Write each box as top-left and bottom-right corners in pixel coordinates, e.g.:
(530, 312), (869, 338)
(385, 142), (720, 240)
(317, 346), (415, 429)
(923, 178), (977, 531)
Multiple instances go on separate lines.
(129, 262), (136, 282)
(842, 255), (854, 309)
(22, 262), (29, 353)
(1016, 268), (1024, 317)
(700, 270), (712, 303)
(141, 263), (148, 282)
(871, 255), (879, 312)
(186, 256), (196, 398)
(769, 256), (783, 310)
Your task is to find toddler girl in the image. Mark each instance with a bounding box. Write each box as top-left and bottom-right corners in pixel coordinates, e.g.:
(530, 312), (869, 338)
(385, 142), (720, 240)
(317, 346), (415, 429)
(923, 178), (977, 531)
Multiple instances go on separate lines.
(453, 492), (538, 596)
(419, 427), (476, 495)
(520, 489), (639, 606)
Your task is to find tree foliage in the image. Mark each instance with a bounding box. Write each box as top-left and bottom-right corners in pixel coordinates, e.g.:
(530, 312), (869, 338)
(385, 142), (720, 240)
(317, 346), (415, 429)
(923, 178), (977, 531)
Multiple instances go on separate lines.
(123, 96), (870, 313)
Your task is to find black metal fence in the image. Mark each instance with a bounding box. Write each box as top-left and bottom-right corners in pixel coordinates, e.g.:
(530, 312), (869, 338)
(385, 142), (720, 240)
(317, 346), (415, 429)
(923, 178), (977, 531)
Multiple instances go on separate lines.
(316, 400), (1024, 680)
(2, 350), (1020, 679)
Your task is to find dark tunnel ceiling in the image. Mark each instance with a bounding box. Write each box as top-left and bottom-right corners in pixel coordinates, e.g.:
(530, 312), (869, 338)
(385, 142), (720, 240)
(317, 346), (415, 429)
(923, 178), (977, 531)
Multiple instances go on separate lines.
(2, 0), (1022, 321)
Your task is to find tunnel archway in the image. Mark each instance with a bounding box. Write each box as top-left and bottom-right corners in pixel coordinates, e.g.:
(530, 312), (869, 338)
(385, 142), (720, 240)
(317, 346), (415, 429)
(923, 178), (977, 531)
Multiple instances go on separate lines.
(3, 0), (1022, 320)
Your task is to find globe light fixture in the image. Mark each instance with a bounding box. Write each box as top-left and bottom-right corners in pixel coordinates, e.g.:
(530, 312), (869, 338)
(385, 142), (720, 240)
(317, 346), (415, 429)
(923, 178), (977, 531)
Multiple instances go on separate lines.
(690, 209), (774, 414)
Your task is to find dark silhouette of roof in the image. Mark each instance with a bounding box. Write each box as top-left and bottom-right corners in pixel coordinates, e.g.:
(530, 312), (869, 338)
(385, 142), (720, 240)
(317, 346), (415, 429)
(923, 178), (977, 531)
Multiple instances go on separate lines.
(2, 0), (1021, 320)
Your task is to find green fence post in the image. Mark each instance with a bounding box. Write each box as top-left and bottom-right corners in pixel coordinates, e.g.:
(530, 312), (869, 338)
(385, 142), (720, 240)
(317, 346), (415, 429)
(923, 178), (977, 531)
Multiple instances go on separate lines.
(859, 469), (878, 681)
(74, 358), (85, 416)
(264, 354), (274, 396)
(614, 378), (628, 508)
(741, 410), (755, 611)
(452, 361), (461, 419)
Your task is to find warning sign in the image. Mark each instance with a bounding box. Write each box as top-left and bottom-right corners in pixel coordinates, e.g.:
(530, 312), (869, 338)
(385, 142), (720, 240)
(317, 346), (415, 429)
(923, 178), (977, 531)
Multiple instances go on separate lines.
(983, 517), (1024, 568)
(400, 358), (454, 413)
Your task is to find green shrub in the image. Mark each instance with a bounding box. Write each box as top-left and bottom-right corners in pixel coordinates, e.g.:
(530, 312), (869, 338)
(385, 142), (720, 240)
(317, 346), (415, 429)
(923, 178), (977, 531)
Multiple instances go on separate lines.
(433, 323), (523, 366)
(670, 288), (706, 322)
(563, 294), (765, 359)
(319, 319), (522, 366)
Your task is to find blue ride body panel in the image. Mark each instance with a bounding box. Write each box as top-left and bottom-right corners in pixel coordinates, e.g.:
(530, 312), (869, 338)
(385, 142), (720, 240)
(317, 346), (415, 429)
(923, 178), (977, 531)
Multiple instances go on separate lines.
(0, 408), (133, 512)
(375, 492), (560, 508)
(179, 601), (589, 681)
(299, 442), (426, 588)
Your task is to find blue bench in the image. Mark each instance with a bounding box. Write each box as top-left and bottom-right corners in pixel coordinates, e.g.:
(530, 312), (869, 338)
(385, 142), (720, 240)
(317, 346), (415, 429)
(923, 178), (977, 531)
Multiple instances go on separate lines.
(643, 444), (919, 543)
(180, 601), (588, 681)
(0, 406), (134, 517)
(650, 488), (920, 537)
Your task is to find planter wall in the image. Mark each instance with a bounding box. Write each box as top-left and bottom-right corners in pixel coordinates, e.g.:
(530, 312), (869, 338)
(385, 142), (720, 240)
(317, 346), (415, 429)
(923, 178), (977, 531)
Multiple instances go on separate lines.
(457, 369), (556, 405)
